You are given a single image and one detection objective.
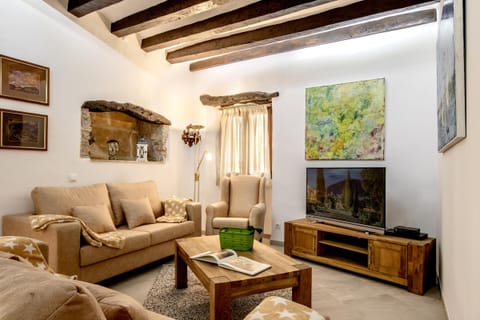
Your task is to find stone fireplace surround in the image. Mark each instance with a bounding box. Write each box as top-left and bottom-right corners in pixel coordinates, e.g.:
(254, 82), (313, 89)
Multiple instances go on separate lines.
(80, 100), (170, 162)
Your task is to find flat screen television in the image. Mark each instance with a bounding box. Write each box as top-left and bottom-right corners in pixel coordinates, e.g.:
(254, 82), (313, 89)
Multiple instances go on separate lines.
(306, 167), (386, 233)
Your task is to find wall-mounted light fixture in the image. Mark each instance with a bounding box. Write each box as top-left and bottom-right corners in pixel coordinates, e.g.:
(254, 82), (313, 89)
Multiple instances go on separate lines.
(181, 124), (204, 147)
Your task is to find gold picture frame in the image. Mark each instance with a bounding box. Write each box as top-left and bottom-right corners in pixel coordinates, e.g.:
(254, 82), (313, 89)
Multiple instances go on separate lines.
(0, 109), (48, 151)
(0, 55), (50, 105)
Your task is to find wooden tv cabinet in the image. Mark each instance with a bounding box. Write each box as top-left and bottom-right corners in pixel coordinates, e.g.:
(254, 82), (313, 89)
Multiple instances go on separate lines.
(284, 219), (436, 295)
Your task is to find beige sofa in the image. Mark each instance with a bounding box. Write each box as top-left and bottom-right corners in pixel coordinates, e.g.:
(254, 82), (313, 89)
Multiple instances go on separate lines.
(2, 180), (201, 283)
(0, 237), (172, 320)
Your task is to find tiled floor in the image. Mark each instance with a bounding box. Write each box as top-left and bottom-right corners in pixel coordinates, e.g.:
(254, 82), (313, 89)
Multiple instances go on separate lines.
(103, 248), (448, 320)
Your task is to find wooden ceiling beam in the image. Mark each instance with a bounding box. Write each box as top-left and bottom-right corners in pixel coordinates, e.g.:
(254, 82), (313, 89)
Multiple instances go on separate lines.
(167, 0), (437, 64)
(141, 0), (345, 52)
(189, 8), (437, 71)
(112, 0), (229, 37)
(68, 0), (123, 17)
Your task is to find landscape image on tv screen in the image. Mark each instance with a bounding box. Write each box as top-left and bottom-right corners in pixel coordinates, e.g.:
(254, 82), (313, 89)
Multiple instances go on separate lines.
(306, 167), (386, 229)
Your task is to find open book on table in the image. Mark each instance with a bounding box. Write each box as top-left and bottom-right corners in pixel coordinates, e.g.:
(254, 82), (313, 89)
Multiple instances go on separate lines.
(190, 249), (271, 276)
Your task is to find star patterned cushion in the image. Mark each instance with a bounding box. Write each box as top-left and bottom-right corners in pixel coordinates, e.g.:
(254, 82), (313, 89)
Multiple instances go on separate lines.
(156, 196), (191, 223)
(243, 296), (327, 320)
(0, 236), (53, 273)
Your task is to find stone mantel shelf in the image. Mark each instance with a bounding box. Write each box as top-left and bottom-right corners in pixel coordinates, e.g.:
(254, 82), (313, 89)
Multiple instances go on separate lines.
(82, 100), (171, 125)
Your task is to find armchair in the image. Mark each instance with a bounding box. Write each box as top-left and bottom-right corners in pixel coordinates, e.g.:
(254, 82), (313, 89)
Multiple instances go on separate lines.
(206, 175), (266, 240)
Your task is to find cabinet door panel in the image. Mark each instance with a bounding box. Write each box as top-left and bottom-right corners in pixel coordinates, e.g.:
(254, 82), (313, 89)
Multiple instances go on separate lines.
(369, 240), (406, 278)
(292, 226), (317, 255)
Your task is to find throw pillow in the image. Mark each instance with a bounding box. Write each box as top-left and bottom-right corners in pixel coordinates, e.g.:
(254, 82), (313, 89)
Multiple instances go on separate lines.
(0, 236), (54, 273)
(71, 204), (116, 234)
(120, 197), (155, 229)
(106, 181), (162, 226)
(156, 196), (190, 223)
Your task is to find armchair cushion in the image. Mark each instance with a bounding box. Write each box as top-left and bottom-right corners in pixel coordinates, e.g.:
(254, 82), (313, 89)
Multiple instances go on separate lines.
(120, 198), (155, 229)
(229, 176), (261, 217)
(72, 204), (116, 234)
(212, 217), (249, 229)
(107, 181), (162, 226)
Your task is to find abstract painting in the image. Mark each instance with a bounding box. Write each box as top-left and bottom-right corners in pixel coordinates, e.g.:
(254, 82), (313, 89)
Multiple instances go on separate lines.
(436, 0), (465, 152)
(305, 78), (385, 160)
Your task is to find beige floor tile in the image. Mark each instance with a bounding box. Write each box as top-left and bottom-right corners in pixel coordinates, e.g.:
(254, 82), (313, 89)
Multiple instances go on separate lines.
(104, 248), (447, 320)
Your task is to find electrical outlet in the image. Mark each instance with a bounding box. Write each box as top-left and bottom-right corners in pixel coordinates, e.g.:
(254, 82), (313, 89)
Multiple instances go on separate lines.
(274, 224), (280, 230)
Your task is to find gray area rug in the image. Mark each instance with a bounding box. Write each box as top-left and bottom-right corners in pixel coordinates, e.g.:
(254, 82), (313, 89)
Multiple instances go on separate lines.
(143, 263), (291, 320)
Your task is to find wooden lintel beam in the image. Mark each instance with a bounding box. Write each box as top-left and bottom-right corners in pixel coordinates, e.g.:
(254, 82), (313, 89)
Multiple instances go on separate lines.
(68, 0), (122, 17)
(200, 92), (279, 107)
(167, 0), (437, 64)
(112, 0), (221, 37)
(190, 8), (437, 71)
(141, 0), (342, 51)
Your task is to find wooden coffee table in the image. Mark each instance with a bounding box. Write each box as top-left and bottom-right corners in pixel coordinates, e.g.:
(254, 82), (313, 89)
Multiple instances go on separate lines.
(175, 235), (312, 320)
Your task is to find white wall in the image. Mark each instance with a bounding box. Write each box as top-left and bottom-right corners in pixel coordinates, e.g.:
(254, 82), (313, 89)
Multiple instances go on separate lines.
(440, 0), (480, 318)
(192, 23), (440, 243)
(0, 1), (199, 231)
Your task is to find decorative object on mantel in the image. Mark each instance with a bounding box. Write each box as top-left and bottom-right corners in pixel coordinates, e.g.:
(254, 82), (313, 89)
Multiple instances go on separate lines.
(0, 108), (48, 151)
(80, 100), (170, 162)
(436, 0), (465, 153)
(136, 136), (148, 162)
(200, 91), (279, 107)
(182, 124), (203, 147)
(0, 55), (50, 105)
(305, 78), (385, 160)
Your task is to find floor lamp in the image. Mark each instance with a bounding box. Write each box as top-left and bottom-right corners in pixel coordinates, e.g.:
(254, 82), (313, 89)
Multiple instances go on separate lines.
(182, 124), (210, 202)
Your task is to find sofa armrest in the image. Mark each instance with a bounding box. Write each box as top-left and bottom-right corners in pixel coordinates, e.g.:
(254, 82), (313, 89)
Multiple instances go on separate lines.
(185, 202), (202, 236)
(2, 213), (81, 277)
(205, 201), (228, 235)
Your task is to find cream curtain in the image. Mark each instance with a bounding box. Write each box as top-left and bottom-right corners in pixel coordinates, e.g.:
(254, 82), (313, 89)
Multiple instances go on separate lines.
(219, 104), (270, 179)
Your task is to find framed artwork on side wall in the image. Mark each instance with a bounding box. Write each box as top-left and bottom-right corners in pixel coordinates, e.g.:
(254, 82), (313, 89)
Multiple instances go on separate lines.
(0, 55), (50, 105)
(0, 109), (48, 151)
(436, 0), (465, 152)
(305, 78), (385, 160)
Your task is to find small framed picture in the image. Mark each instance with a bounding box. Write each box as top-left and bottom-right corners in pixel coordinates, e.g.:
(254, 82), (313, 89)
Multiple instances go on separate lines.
(0, 109), (48, 151)
(0, 55), (50, 105)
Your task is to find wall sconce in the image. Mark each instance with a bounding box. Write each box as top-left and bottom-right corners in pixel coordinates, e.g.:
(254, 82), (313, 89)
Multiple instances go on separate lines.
(182, 124), (204, 147)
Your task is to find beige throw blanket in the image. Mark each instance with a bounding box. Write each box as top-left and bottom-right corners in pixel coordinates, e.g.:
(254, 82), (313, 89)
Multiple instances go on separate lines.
(30, 214), (126, 249)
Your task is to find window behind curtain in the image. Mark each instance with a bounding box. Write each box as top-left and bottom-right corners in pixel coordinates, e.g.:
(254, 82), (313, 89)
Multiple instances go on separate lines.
(218, 104), (271, 179)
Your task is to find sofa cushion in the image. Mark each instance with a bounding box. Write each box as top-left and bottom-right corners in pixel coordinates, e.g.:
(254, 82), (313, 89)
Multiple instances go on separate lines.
(31, 183), (113, 217)
(121, 198), (156, 229)
(79, 280), (149, 320)
(72, 204), (116, 233)
(0, 258), (105, 320)
(133, 221), (194, 245)
(107, 181), (162, 226)
(80, 229), (150, 267)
